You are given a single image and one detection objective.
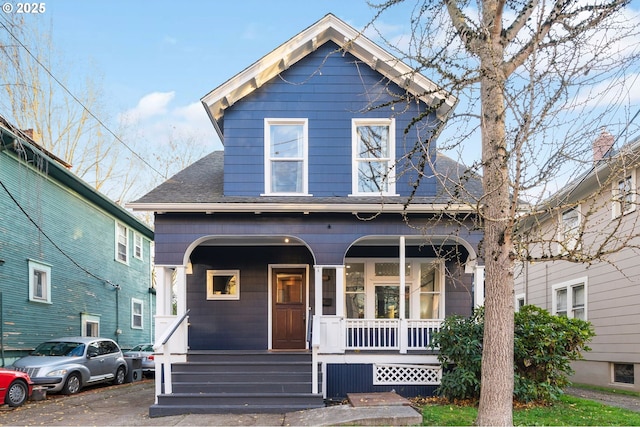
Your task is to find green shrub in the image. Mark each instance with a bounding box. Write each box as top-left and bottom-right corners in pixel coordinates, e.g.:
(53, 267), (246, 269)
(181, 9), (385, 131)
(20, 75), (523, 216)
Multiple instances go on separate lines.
(431, 305), (595, 403)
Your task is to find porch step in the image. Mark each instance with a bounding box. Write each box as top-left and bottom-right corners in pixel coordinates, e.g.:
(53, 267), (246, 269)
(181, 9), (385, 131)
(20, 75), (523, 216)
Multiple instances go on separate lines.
(149, 351), (324, 417)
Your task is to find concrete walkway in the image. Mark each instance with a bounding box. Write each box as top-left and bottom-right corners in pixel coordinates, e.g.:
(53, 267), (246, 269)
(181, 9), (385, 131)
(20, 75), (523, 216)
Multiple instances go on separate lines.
(0, 380), (422, 426)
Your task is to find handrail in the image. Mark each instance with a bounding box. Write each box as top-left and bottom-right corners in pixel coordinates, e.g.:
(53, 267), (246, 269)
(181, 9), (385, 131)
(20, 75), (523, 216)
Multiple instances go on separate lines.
(153, 309), (190, 351)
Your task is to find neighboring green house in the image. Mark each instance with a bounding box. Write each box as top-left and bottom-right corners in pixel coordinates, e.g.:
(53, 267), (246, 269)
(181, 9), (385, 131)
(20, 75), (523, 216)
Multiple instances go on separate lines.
(0, 116), (154, 365)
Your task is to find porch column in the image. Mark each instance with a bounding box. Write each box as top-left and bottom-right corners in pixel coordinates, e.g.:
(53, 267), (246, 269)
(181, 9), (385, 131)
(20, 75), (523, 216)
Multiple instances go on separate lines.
(175, 266), (187, 316)
(314, 266), (323, 316)
(474, 265), (485, 308)
(399, 236), (407, 354)
(335, 265), (345, 317)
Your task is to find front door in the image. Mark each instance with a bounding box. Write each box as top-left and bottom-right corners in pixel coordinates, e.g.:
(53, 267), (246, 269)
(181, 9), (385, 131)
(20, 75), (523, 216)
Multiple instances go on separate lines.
(272, 269), (306, 349)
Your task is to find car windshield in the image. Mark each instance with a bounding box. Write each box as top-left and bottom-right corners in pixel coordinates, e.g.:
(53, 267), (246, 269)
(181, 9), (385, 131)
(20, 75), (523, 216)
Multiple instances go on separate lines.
(31, 341), (86, 357)
(130, 344), (153, 352)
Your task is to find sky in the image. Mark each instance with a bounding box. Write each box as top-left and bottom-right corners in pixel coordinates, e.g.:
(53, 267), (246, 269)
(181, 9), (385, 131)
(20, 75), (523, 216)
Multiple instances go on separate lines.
(24, 0), (414, 154)
(4, 0), (640, 200)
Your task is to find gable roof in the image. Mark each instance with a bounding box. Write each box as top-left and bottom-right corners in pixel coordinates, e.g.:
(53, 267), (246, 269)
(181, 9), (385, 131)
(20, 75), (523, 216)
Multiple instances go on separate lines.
(128, 150), (482, 214)
(201, 13), (457, 141)
(0, 116), (153, 239)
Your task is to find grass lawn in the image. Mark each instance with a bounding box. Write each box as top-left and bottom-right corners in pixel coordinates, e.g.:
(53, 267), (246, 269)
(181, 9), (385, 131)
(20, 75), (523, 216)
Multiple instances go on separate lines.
(420, 395), (640, 426)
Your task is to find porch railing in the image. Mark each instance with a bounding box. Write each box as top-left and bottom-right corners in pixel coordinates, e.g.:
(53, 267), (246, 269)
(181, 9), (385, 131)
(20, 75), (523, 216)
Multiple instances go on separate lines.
(342, 318), (442, 352)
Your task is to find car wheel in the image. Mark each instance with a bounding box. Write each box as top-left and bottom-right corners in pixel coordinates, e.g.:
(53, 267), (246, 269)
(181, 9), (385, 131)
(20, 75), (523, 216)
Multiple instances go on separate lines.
(62, 373), (82, 395)
(5, 379), (28, 407)
(112, 366), (126, 385)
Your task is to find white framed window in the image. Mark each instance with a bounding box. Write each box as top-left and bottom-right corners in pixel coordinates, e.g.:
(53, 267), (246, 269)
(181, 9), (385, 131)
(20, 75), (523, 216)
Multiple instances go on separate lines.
(351, 118), (396, 195)
(515, 293), (526, 312)
(131, 298), (143, 329)
(207, 270), (240, 300)
(612, 170), (636, 218)
(115, 222), (129, 264)
(559, 206), (581, 253)
(264, 118), (308, 195)
(345, 258), (444, 319)
(612, 363), (635, 385)
(28, 259), (52, 303)
(81, 313), (100, 337)
(552, 278), (587, 320)
(133, 233), (143, 260)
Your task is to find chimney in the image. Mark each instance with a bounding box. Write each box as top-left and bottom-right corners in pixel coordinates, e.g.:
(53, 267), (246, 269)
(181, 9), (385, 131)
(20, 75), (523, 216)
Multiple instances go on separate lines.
(593, 128), (614, 162)
(21, 128), (41, 143)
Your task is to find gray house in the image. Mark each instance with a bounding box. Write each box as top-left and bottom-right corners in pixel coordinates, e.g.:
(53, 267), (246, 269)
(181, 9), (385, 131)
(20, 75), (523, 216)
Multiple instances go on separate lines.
(130, 14), (484, 416)
(0, 116), (154, 364)
(514, 131), (640, 391)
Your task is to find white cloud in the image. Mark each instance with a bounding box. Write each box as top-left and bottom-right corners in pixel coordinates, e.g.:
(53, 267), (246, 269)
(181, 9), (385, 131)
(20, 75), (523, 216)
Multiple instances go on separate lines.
(119, 91), (175, 124)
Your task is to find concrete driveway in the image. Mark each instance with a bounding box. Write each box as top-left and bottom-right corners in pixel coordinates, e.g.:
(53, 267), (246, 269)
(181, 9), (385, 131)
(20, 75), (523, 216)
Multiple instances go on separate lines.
(0, 379), (421, 426)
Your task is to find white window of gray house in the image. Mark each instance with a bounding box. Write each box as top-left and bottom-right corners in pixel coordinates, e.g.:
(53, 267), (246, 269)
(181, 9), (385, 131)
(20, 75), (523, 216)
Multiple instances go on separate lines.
(264, 119), (308, 195)
(207, 270), (240, 300)
(515, 294), (526, 312)
(612, 172), (636, 218)
(131, 298), (143, 329)
(420, 262), (441, 319)
(115, 222), (129, 264)
(28, 259), (51, 303)
(352, 118), (396, 195)
(133, 233), (143, 260)
(559, 206), (580, 253)
(81, 313), (100, 337)
(552, 279), (587, 320)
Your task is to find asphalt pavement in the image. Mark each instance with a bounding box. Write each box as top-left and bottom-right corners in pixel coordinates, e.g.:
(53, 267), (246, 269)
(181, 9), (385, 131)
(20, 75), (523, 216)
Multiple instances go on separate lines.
(0, 379), (422, 426)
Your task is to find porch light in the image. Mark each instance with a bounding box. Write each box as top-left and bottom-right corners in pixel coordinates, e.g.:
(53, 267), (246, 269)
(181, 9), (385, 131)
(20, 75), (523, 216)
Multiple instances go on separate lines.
(284, 238), (290, 243)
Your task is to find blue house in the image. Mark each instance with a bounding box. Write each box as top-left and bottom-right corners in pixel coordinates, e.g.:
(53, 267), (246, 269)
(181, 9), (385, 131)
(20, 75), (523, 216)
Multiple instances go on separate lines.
(130, 14), (484, 416)
(0, 116), (154, 364)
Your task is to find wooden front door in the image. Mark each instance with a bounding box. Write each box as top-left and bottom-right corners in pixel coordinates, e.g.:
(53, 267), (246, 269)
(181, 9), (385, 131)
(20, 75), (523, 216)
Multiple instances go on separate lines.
(272, 269), (306, 349)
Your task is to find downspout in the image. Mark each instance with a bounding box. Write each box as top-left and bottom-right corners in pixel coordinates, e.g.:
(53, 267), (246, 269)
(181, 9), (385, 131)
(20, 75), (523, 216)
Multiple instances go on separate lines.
(115, 286), (120, 344)
(1, 291), (4, 367)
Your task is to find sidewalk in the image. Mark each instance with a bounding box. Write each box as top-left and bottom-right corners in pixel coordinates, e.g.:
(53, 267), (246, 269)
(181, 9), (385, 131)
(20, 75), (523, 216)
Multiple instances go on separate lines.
(0, 380), (422, 426)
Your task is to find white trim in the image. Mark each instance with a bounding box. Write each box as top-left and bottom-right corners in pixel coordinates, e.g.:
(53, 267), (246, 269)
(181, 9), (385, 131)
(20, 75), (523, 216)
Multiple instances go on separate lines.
(264, 118), (309, 195)
(127, 201), (477, 214)
(133, 233), (144, 260)
(115, 222), (129, 265)
(351, 118), (397, 196)
(206, 269), (240, 300)
(267, 264), (310, 350)
(28, 259), (52, 304)
(551, 277), (588, 320)
(131, 298), (144, 329)
(81, 313), (100, 337)
(515, 293), (526, 311)
(612, 169), (637, 219)
(558, 205), (581, 254)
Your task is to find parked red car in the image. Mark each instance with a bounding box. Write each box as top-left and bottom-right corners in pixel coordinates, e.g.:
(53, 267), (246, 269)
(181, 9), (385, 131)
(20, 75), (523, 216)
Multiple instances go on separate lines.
(0, 368), (33, 407)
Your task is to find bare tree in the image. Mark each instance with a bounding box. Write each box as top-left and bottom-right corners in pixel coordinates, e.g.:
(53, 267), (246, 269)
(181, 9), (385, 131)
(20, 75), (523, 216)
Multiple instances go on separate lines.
(367, 0), (640, 424)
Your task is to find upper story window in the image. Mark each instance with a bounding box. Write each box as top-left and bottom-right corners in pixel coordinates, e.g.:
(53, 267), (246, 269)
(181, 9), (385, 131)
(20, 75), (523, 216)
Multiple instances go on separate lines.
(352, 118), (396, 195)
(264, 119), (308, 195)
(612, 171), (636, 218)
(115, 222), (129, 264)
(552, 279), (587, 320)
(559, 206), (580, 253)
(133, 233), (143, 260)
(28, 259), (51, 304)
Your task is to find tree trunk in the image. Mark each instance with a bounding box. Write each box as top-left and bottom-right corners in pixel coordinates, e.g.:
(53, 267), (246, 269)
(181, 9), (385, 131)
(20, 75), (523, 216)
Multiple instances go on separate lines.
(475, 29), (515, 427)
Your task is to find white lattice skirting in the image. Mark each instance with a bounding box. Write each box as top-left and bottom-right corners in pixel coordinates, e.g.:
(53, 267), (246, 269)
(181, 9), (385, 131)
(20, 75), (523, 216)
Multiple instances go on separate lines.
(373, 363), (442, 385)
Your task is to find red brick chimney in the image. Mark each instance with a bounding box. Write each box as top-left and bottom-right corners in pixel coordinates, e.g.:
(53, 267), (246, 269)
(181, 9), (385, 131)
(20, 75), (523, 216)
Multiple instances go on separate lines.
(593, 129), (614, 162)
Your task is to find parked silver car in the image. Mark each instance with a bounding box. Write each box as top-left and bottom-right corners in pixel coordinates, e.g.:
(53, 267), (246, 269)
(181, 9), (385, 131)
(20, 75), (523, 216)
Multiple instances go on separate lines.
(123, 343), (155, 375)
(9, 337), (127, 395)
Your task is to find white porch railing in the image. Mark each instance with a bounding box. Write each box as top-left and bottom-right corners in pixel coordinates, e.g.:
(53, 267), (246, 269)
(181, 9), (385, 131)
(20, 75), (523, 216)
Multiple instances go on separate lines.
(321, 317), (443, 353)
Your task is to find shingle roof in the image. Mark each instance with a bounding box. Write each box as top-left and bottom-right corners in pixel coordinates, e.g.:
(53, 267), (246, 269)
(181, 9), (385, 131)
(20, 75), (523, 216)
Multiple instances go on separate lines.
(132, 151), (482, 208)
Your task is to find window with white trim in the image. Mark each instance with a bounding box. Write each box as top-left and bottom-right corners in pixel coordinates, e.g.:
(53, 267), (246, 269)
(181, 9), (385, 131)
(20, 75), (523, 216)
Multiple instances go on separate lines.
(207, 270), (240, 300)
(81, 313), (100, 337)
(134, 233), (143, 260)
(552, 279), (586, 320)
(559, 206), (580, 253)
(612, 171), (636, 218)
(131, 298), (143, 329)
(28, 260), (51, 303)
(515, 293), (526, 312)
(352, 118), (396, 195)
(264, 119), (308, 195)
(115, 222), (129, 264)
(345, 258), (443, 319)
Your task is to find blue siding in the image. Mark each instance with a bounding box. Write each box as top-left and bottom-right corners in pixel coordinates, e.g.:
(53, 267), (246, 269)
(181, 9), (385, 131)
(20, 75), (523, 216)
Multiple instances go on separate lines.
(223, 41), (438, 197)
(326, 364), (438, 400)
